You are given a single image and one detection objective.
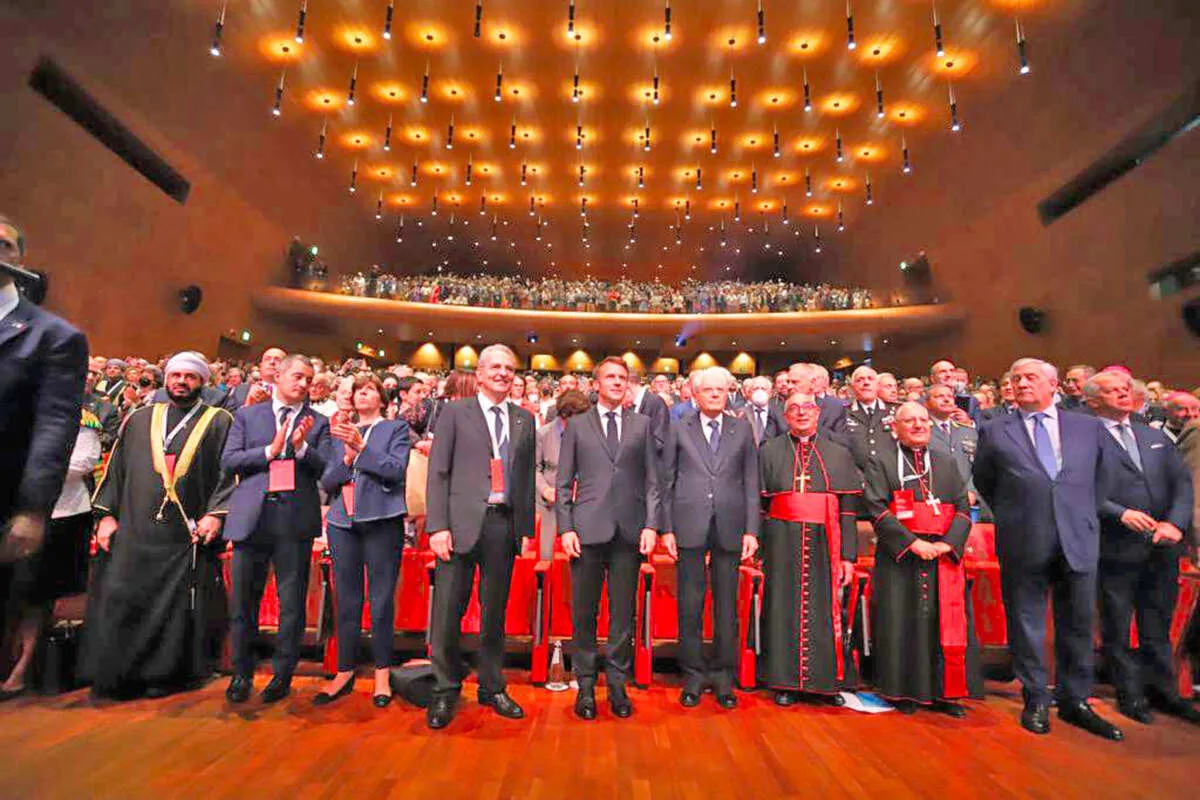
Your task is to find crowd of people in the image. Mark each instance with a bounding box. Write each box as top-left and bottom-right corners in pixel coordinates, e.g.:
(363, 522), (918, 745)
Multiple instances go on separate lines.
(4, 213), (1200, 742)
(332, 269), (877, 314)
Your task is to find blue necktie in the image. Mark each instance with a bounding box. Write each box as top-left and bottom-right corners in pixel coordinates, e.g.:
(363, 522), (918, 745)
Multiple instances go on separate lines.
(490, 406), (509, 464)
(1032, 412), (1058, 478)
(1119, 422), (1143, 473)
(708, 419), (721, 453)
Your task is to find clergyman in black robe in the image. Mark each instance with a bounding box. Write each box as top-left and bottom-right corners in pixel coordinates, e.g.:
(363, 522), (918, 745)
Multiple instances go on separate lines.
(863, 401), (983, 716)
(86, 353), (234, 698)
(758, 392), (862, 705)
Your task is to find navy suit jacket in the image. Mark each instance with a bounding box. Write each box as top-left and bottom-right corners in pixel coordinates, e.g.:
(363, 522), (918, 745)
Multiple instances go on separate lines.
(321, 418), (412, 527)
(0, 297), (88, 522)
(670, 400), (697, 422)
(817, 394), (849, 445)
(973, 408), (1115, 572)
(1097, 421), (1193, 562)
(220, 401), (329, 542)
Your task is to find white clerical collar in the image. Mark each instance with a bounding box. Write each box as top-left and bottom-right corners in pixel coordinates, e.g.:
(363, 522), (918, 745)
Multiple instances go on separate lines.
(0, 282), (19, 322)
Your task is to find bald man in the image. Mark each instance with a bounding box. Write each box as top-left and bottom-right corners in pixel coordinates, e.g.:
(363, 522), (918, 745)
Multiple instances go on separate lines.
(788, 363), (848, 444)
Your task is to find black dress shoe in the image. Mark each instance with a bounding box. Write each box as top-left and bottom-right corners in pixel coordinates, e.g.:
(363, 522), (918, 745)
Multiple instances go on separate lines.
(143, 684), (176, 700)
(1149, 694), (1200, 725)
(774, 691), (798, 707)
(893, 700), (918, 715)
(1117, 697), (1153, 724)
(1058, 700), (1124, 741)
(680, 690), (702, 708)
(478, 691), (525, 719)
(225, 675), (253, 704)
(827, 693), (846, 708)
(933, 701), (967, 719)
(574, 688), (597, 720)
(313, 676), (356, 707)
(715, 692), (738, 710)
(373, 693), (393, 708)
(426, 695), (458, 729)
(260, 676), (292, 704)
(1021, 701), (1051, 735)
(609, 687), (634, 719)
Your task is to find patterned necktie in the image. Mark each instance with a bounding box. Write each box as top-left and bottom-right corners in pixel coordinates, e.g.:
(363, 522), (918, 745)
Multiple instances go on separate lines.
(278, 407), (293, 458)
(605, 410), (619, 451)
(756, 408), (767, 440)
(1120, 422), (1143, 472)
(1032, 412), (1059, 478)
(708, 419), (721, 453)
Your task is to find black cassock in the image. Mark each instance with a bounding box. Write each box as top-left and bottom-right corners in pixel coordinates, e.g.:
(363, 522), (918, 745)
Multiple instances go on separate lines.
(758, 433), (861, 694)
(85, 402), (234, 695)
(863, 439), (983, 703)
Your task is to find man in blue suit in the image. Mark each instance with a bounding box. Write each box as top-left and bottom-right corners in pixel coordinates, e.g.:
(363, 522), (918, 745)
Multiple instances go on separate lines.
(1087, 371), (1199, 725)
(973, 357), (1123, 741)
(220, 354), (329, 704)
(0, 216), (87, 627)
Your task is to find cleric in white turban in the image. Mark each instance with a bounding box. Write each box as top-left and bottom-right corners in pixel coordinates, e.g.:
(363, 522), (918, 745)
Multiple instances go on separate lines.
(164, 351), (210, 383)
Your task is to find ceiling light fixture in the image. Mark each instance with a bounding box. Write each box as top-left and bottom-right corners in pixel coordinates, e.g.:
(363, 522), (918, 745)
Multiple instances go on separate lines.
(315, 117), (327, 159)
(846, 1), (856, 50)
(663, 1), (672, 40)
(875, 72), (885, 118)
(431, 192), (439, 216)
(209, 2), (226, 57)
(933, 2), (945, 57)
(349, 159), (358, 194)
(383, 1), (395, 40)
(814, 225), (822, 253)
(474, 1), (484, 38)
(948, 81), (961, 131)
(835, 128), (844, 162)
(446, 114), (455, 149)
(567, 0), (576, 36)
(294, 1), (307, 44)
(383, 114), (393, 151)
(375, 192), (384, 220)
(751, 166), (758, 194)
(494, 63), (503, 102)
(271, 67), (286, 117)
(1016, 17), (1031, 75)
(465, 154), (473, 185)
(805, 167), (812, 197)
(710, 120), (718, 154)
(757, 0), (767, 44)
(837, 200), (845, 231)
(695, 166), (702, 191)
(803, 68), (812, 112)
(509, 117), (518, 149)
(347, 60), (358, 106)
(395, 213), (405, 243)
(410, 159), (419, 187)
(901, 135), (912, 173)
(420, 60), (430, 103)
(576, 122), (584, 150)
(865, 173), (874, 205)
(728, 39), (738, 107)
(479, 195), (487, 215)
(773, 124), (781, 158)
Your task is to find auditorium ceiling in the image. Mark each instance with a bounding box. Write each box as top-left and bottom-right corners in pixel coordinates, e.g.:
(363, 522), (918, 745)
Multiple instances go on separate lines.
(194, 0), (1083, 280)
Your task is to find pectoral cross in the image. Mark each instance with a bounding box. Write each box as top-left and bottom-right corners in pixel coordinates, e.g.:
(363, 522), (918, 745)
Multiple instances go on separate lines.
(926, 494), (941, 515)
(798, 471), (810, 493)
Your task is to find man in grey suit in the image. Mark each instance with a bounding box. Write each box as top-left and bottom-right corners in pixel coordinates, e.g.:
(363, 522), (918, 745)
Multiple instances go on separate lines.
(927, 383), (987, 516)
(557, 357), (662, 721)
(661, 367), (760, 709)
(534, 390), (591, 558)
(425, 344), (535, 730)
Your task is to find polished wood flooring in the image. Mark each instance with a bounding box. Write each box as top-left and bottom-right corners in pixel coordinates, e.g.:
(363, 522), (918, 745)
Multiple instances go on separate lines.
(1, 673), (1197, 800)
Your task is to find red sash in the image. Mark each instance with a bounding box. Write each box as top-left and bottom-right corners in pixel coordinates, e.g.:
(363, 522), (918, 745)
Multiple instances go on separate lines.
(767, 491), (845, 682)
(888, 500), (969, 698)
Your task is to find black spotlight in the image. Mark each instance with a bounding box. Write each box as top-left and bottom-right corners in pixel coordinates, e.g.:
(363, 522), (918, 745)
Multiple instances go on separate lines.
(1017, 306), (1046, 335)
(675, 334), (687, 347)
(179, 285), (203, 314)
(526, 332), (538, 344)
(1183, 297), (1200, 338)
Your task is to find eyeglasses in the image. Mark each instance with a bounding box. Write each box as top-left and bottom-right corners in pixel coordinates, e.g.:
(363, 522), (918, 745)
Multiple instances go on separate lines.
(785, 403), (819, 415)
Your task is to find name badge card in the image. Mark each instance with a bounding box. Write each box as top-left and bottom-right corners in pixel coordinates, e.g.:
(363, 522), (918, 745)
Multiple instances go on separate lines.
(341, 483), (356, 517)
(490, 458), (506, 494)
(269, 459), (296, 492)
(892, 490), (915, 520)
(164, 454), (177, 480)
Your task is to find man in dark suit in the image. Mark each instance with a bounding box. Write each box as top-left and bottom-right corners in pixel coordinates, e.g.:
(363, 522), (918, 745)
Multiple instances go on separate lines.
(425, 344), (535, 729)
(630, 372), (669, 454)
(661, 366), (759, 708)
(1060, 365), (1096, 412)
(742, 376), (785, 447)
(1087, 371), (1199, 725)
(789, 363), (847, 443)
(220, 354), (329, 704)
(222, 347), (286, 411)
(669, 372), (699, 422)
(0, 216), (88, 624)
(931, 359), (980, 423)
(973, 358), (1123, 741)
(557, 356), (662, 720)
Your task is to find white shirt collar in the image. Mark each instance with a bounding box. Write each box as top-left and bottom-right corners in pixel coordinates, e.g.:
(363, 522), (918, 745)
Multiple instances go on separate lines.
(271, 396), (303, 416)
(596, 400), (622, 417)
(700, 411), (723, 428)
(477, 392), (508, 416)
(854, 398), (881, 413)
(1101, 416), (1132, 431)
(0, 282), (19, 322)
(1020, 403), (1059, 424)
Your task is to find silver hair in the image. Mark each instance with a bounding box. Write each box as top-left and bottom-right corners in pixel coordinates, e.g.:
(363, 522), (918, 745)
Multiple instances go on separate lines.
(809, 364), (830, 380)
(1130, 379), (1147, 396)
(894, 400), (930, 421)
(696, 365), (733, 389)
(1082, 370), (1129, 400)
(1010, 357), (1058, 381)
(851, 365), (878, 381)
(478, 343), (518, 367)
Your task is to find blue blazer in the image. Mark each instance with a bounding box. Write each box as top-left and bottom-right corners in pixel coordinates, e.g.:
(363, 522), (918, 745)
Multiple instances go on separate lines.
(220, 401), (329, 542)
(1097, 421), (1193, 563)
(973, 409), (1115, 572)
(321, 418), (412, 527)
(0, 297), (88, 522)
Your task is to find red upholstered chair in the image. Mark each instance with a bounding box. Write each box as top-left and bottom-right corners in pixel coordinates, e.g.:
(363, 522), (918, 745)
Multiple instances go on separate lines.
(963, 523), (1007, 648)
(1172, 564), (1200, 699)
(735, 562), (765, 689)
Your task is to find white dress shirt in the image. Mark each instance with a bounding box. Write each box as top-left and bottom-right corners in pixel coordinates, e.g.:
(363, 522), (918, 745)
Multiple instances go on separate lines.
(0, 281), (19, 322)
(700, 411), (723, 448)
(478, 393), (510, 454)
(596, 401), (623, 441)
(1102, 417), (1142, 460)
(1020, 403), (1063, 472)
(267, 397), (308, 459)
(52, 426), (102, 518)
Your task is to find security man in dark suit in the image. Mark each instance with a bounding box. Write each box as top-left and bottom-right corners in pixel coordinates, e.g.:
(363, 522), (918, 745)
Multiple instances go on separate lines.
(557, 356), (662, 721)
(220, 354), (329, 704)
(1087, 371), (1199, 725)
(629, 372), (669, 454)
(789, 362), (847, 444)
(0, 215), (88, 626)
(425, 344), (535, 730)
(221, 347), (287, 411)
(973, 358), (1123, 741)
(661, 366), (759, 709)
(843, 365), (896, 470)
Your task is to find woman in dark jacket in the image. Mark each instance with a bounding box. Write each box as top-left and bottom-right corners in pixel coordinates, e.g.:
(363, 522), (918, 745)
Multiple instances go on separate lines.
(317, 373), (411, 707)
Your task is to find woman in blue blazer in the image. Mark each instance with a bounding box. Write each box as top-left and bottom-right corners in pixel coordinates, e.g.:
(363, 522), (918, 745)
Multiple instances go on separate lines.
(317, 373), (411, 707)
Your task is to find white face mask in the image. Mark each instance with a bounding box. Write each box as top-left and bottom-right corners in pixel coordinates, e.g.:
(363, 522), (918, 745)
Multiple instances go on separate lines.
(528, 394), (539, 403)
(751, 389), (770, 407)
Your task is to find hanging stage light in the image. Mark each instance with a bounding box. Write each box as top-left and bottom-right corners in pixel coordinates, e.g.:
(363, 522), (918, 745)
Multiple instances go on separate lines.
(383, 1), (395, 40)
(865, 173), (874, 205)
(315, 117), (327, 159)
(875, 72), (885, 118)
(948, 82), (961, 131)
(349, 159), (358, 194)
(431, 193), (439, 216)
(757, 1), (766, 44)
(396, 213), (405, 243)
(578, 163), (586, 187)
(567, 0), (576, 36)
(271, 68), (286, 117)
(846, 1), (856, 50)
(474, 1), (484, 39)
(520, 162), (528, 186)
(902, 135), (912, 174)
(209, 2), (226, 57)
(814, 225), (822, 253)
(529, 195), (536, 216)
(347, 60), (358, 106)
(805, 167), (813, 198)
(294, 1), (307, 44)
(710, 121), (718, 154)
(803, 68), (812, 112)
(750, 166), (758, 194)
(695, 166), (702, 191)
(835, 128), (844, 162)
(495, 63), (503, 102)
(643, 123), (652, 152)
(465, 155), (473, 185)
(1016, 18), (1031, 75)
(535, 217), (543, 241)
(576, 123), (584, 150)
(446, 114), (455, 149)
(510, 118), (518, 149)
(734, 197), (742, 223)
(410, 159), (419, 187)
(633, 198), (640, 218)
(420, 60), (430, 103)
(383, 114), (393, 152)
(479, 195), (487, 215)
(580, 197), (588, 216)
(637, 165), (645, 188)
(376, 192), (384, 220)
(573, 68), (581, 103)
(652, 65), (660, 106)
(781, 200), (789, 226)
(837, 200), (845, 232)
(773, 124), (781, 158)
(491, 215), (499, 240)
(663, 1), (672, 40)
(933, 2), (945, 58)
(684, 199), (691, 220)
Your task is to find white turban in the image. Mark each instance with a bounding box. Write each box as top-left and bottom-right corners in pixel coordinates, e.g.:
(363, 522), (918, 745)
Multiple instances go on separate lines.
(164, 351), (210, 382)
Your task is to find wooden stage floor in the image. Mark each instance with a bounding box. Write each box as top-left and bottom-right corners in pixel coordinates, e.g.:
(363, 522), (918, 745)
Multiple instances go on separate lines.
(1, 673), (1197, 800)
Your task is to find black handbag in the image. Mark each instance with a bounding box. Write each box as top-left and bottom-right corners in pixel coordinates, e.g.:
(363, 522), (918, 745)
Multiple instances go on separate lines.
(35, 620), (84, 695)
